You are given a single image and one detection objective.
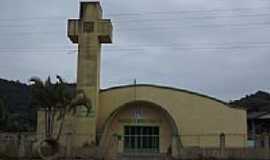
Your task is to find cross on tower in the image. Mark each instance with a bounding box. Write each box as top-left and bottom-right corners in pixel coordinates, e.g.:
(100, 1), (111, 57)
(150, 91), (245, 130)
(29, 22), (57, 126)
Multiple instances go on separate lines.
(67, 1), (112, 145)
(68, 2), (112, 87)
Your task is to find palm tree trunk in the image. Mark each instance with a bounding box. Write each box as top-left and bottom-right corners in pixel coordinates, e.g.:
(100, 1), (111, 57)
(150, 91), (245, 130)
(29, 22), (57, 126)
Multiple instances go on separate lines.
(51, 109), (56, 137)
(56, 109), (67, 141)
(48, 107), (54, 138)
(45, 110), (49, 137)
(49, 109), (52, 137)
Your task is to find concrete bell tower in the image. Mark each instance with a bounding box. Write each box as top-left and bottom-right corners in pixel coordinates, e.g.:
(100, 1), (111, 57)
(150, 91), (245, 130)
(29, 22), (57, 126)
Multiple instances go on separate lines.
(67, 1), (112, 146)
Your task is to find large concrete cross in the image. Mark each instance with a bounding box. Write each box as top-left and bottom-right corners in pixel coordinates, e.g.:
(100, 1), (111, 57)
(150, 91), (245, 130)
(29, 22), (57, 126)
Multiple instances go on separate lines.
(67, 1), (112, 146)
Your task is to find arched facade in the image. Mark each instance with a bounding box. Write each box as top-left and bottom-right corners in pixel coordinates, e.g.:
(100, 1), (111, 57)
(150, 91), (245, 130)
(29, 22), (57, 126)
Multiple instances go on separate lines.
(98, 100), (181, 158)
(36, 84), (247, 158)
(97, 84), (247, 152)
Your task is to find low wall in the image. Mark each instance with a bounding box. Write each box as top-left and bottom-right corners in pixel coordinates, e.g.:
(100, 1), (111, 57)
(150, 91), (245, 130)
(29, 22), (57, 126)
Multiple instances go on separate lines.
(0, 132), (36, 158)
(1, 132), (270, 160)
(178, 148), (270, 160)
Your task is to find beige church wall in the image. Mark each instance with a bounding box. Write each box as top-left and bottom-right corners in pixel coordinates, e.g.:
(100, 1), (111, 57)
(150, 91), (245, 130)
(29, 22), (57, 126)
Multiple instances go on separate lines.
(98, 85), (247, 148)
(102, 103), (173, 157)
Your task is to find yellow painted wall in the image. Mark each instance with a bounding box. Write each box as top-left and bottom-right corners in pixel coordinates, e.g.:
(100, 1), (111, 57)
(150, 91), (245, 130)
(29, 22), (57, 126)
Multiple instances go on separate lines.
(102, 103), (173, 157)
(36, 84), (247, 152)
(98, 85), (247, 148)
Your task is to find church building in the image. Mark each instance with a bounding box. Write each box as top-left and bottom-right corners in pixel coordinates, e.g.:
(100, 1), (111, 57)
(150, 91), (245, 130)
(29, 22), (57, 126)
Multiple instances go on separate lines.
(37, 2), (247, 159)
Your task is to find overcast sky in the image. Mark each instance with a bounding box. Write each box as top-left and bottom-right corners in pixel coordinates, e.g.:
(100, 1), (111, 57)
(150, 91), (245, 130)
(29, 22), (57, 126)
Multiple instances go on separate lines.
(0, 0), (270, 101)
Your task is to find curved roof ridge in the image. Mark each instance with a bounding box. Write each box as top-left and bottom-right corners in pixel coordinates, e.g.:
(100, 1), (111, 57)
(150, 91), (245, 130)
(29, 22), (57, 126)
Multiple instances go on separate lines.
(100, 84), (228, 106)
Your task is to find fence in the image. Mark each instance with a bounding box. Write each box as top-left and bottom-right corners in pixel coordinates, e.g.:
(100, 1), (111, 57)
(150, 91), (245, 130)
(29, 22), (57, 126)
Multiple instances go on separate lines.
(0, 132), (270, 160)
(179, 133), (247, 148)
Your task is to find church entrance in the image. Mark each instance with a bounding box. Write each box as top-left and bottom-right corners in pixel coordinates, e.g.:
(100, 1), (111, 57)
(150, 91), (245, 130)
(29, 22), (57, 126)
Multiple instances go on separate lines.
(124, 125), (159, 152)
(100, 100), (180, 158)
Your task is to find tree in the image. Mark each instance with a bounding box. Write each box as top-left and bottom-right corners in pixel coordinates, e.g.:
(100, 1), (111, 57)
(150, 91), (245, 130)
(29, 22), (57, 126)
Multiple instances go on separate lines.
(0, 97), (7, 130)
(30, 76), (91, 158)
(0, 97), (30, 132)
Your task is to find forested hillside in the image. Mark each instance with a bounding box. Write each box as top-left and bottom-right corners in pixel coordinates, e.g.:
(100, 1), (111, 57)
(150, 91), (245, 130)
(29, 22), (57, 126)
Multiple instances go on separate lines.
(0, 78), (76, 132)
(0, 79), (34, 132)
(230, 91), (270, 112)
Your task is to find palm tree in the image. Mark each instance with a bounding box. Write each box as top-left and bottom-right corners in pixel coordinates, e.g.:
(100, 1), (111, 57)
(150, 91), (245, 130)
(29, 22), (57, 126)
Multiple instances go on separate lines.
(30, 75), (91, 158)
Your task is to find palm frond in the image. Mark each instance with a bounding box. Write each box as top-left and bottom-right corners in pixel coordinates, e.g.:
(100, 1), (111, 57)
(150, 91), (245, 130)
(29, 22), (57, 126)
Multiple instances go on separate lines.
(56, 75), (64, 84)
(29, 77), (43, 85)
(68, 90), (92, 115)
(30, 75), (94, 140)
(29, 77), (49, 109)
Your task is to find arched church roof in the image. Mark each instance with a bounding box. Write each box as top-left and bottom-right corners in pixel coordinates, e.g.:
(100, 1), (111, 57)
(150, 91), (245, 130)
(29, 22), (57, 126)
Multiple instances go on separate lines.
(100, 84), (228, 106)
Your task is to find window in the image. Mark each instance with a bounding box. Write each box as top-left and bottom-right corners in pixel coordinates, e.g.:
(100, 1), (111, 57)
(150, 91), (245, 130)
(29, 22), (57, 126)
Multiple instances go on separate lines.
(124, 126), (159, 152)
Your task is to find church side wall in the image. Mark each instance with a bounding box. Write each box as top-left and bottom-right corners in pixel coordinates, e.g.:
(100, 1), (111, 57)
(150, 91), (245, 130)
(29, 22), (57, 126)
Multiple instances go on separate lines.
(98, 85), (247, 148)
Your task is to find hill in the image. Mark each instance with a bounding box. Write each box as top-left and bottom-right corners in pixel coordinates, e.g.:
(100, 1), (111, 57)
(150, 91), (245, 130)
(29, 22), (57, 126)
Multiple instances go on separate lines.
(0, 79), (34, 131)
(0, 78), (76, 132)
(230, 91), (270, 112)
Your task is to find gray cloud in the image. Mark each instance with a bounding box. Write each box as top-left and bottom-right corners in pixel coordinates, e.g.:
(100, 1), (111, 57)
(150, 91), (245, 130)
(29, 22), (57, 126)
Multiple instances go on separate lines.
(0, 0), (270, 101)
